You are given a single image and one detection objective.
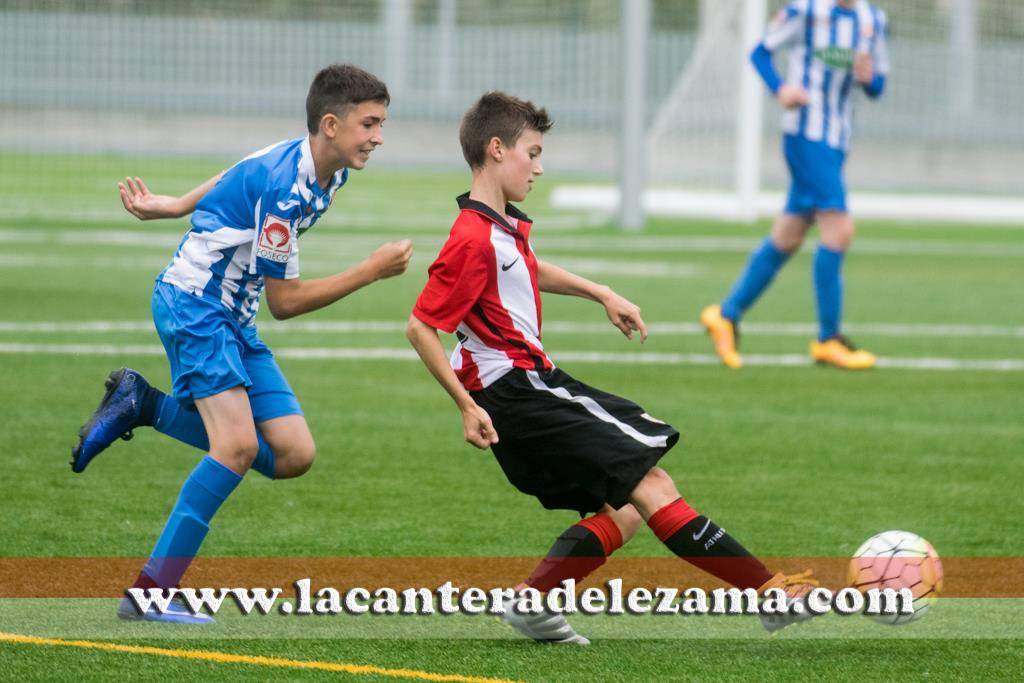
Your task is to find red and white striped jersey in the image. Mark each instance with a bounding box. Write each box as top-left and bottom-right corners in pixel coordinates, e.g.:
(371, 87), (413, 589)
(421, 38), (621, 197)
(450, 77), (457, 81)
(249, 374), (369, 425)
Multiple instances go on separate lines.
(413, 194), (553, 391)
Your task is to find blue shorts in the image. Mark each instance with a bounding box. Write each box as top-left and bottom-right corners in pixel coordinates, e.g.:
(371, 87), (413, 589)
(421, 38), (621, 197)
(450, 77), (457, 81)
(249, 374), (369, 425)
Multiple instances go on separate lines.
(783, 134), (847, 215)
(151, 281), (302, 422)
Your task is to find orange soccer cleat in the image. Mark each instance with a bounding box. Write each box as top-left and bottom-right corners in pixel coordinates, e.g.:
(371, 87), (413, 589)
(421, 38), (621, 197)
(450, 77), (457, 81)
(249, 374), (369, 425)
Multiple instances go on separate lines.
(700, 305), (742, 369)
(757, 569), (822, 633)
(810, 334), (876, 370)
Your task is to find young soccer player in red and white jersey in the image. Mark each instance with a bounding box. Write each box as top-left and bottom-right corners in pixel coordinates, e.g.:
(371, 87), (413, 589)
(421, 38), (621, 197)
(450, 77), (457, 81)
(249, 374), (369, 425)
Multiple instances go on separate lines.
(406, 92), (818, 643)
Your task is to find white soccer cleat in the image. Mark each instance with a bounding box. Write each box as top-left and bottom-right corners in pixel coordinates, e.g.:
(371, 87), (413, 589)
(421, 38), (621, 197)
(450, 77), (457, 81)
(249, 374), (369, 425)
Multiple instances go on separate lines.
(500, 596), (590, 645)
(117, 595), (215, 624)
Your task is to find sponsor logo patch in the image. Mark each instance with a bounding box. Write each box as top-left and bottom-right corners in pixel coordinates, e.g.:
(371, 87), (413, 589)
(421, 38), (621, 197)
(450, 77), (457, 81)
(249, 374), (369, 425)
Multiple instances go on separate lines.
(256, 214), (292, 263)
(814, 46), (855, 69)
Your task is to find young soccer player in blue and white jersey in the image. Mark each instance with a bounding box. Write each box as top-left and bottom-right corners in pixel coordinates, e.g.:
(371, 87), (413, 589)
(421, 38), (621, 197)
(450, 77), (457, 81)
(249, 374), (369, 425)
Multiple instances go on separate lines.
(702, 0), (889, 370)
(70, 64), (412, 623)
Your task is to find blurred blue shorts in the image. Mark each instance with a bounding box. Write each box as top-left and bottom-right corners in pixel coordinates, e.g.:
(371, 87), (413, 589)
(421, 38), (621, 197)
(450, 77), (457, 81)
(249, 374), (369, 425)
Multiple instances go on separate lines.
(783, 134), (847, 215)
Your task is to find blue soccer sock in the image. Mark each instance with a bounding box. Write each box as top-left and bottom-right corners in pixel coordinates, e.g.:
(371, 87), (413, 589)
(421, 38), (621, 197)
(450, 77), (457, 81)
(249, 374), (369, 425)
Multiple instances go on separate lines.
(721, 238), (792, 321)
(154, 394), (276, 479)
(138, 455), (243, 589)
(813, 244), (845, 341)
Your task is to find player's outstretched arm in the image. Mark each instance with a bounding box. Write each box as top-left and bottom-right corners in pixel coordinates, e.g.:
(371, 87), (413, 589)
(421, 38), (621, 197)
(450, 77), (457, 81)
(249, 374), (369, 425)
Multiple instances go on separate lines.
(117, 172), (224, 220)
(264, 240), (412, 320)
(405, 315), (498, 449)
(537, 259), (648, 342)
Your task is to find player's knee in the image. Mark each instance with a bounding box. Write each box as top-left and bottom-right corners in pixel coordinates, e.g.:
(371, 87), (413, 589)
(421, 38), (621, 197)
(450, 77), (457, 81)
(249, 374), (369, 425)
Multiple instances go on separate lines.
(771, 232), (804, 253)
(770, 214), (809, 253)
(214, 436), (260, 471)
(635, 467), (681, 506)
(643, 467), (674, 489)
(818, 211), (855, 250)
(275, 439), (316, 479)
(289, 443), (317, 478)
(826, 229), (854, 251)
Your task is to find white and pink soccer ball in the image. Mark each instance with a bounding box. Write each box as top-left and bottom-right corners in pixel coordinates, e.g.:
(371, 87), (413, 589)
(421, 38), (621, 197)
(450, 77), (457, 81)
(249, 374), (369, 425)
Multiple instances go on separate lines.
(848, 530), (944, 625)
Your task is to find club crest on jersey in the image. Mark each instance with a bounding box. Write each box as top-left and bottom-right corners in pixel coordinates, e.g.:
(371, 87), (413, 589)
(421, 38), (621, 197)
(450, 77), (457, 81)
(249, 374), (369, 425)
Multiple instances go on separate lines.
(256, 215), (292, 263)
(814, 46), (855, 69)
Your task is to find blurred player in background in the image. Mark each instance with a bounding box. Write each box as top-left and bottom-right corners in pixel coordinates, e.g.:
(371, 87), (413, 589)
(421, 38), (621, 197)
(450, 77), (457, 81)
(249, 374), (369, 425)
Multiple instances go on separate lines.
(70, 64), (412, 623)
(702, 0), (889, 369)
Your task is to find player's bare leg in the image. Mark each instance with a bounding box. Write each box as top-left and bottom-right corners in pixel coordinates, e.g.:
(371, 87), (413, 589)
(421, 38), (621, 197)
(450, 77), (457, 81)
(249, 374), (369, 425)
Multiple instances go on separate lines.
(770, 211), (812, 252)
(258, 414), (316, 479)
(194, 388), (261, 475)
(72, 370), (306, 480)
(811, 210), (876, 369)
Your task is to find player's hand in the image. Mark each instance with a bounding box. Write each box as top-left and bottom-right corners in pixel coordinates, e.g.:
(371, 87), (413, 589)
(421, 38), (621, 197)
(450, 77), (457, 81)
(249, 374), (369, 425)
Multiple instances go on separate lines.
(853, 51), (874, 85)
(118, 177), (183, 220)
(461, 403), (498, 449)
(776, 84), (810, 109)
(367, 240), (413, 280)
(603, 290), (648, 343)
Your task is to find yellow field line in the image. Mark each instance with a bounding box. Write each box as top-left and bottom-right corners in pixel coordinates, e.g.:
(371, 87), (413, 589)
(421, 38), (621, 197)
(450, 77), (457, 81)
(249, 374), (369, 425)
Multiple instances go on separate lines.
(0, 632), (524, 683)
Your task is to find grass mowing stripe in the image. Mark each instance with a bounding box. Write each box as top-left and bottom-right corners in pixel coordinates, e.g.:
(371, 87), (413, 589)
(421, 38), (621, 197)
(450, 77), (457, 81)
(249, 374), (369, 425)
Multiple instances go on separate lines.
(0, 632), (523, 683)
(3, 320), (1023, 337)
(1, 342), (1021, 371)
(7, 228), (1024, 257)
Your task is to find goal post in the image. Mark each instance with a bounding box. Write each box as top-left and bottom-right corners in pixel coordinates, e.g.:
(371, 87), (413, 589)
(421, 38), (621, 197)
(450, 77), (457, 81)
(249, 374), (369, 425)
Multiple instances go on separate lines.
(734, 0), (768, 223)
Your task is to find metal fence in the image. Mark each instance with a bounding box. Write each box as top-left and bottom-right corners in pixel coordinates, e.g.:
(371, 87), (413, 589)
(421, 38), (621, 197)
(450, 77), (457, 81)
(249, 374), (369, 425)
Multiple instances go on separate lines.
(1, 0), (1021, 197)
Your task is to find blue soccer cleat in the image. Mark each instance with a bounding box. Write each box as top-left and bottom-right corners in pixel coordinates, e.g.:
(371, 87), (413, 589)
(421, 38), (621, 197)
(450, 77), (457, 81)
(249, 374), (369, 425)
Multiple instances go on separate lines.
(70, 368), (150, 473)
(117, 594), (215, 624)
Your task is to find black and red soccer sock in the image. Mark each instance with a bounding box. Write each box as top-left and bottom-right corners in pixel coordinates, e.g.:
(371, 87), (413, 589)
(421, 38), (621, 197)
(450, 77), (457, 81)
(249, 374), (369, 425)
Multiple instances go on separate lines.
(525, 513), (624, 592)
(647, 498), (774, 590)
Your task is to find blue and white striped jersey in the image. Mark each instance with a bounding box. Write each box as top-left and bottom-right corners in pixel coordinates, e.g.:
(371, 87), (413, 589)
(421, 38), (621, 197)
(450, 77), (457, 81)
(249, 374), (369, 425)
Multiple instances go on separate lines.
(763, 0), (889, 151)
(159, 137), (347, 325)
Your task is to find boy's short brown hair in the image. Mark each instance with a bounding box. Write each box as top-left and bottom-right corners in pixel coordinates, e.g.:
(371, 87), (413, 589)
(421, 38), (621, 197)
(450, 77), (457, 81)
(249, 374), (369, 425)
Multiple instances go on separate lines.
(306, 64), (390, 134)
(459, 92), (553, 170)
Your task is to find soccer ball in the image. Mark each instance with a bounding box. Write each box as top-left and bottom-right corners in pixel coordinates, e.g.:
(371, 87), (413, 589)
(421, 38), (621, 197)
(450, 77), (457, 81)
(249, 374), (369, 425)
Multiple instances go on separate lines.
(847, 530), (943, 626)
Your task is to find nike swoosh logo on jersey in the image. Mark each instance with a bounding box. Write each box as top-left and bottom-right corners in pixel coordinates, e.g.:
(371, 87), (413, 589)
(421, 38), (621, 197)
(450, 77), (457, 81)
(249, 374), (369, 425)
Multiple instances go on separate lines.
(692, 518), (712, 541)
(501, 258), (520, 271)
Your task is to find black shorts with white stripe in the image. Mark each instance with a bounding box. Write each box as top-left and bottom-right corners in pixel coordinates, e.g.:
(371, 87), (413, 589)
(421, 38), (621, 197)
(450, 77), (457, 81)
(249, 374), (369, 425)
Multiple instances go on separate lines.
(471, 367), (680, 515)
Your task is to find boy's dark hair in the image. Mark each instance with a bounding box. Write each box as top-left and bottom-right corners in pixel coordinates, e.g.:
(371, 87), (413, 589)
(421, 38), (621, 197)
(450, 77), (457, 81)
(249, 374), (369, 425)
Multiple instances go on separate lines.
(306, 64), (390, 134)
(459, 92), (553, 170)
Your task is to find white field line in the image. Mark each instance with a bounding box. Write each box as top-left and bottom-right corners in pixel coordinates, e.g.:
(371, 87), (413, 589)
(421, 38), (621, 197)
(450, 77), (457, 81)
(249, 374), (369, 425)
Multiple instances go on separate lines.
(550, 185), (1024, 226)
(534, 235), (1024, 257)
(2, 320), (1022, 338)
(0, 342), (1020, 372)
(4, 229), (1024, 257)
(0, 254), (172, 269)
